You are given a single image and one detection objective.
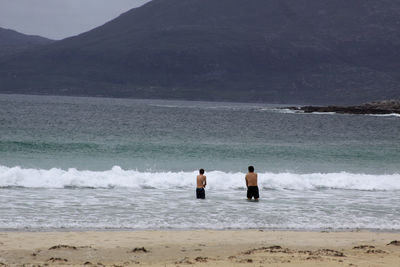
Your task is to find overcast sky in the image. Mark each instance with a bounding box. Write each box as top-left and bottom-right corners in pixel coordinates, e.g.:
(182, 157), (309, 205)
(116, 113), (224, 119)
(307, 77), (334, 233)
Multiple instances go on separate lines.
(0, 0), (151, 40)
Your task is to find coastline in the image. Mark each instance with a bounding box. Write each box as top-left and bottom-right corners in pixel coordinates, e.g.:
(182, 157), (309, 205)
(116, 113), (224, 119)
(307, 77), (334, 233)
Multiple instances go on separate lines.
(1, 230), (399, 266)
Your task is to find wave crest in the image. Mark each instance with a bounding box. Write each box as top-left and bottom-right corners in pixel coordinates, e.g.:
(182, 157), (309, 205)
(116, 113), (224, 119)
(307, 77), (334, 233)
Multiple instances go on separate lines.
(0, 165), (399, 191)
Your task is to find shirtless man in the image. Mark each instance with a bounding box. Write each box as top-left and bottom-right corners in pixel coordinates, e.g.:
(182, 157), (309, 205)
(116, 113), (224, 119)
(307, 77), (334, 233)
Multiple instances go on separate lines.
(245, 166), (259, 200)
(196, 169), (207, 199)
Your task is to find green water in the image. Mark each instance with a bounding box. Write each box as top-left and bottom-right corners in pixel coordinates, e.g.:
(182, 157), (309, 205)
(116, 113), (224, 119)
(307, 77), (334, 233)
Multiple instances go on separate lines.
(0, 94), (399, 173)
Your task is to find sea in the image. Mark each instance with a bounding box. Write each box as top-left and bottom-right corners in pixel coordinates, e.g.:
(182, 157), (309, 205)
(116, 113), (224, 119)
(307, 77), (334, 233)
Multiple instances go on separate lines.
(1, 94), (399, 231)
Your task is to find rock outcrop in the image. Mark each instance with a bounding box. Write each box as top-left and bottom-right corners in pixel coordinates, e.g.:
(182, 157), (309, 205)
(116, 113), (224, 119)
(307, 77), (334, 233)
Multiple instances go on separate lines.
(288, 100), (400, 115)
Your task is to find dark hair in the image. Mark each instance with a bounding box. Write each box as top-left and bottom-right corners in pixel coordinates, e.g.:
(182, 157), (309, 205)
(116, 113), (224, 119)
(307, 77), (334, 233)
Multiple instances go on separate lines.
(248, 166), (254, 172)
(199, 168), (205, 174)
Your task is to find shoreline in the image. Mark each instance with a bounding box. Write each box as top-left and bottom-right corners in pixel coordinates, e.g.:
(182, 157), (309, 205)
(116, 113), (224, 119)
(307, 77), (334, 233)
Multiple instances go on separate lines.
(2, 228), (400, 233)
(1, 230), (399, 266)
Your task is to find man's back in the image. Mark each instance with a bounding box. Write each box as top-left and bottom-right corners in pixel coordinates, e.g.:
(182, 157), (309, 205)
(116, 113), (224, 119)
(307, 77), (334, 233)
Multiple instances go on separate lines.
(245, 172), (258, 187)
(197, 174), (206, 188)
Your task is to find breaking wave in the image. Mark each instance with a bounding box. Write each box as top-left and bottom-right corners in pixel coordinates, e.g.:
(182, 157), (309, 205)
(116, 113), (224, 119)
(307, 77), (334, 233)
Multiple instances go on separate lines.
(1, 165), (399, 191)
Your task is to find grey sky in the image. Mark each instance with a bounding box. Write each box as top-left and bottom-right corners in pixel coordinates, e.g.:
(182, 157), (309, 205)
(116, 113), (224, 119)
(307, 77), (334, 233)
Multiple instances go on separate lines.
(0, 0), (151, 40)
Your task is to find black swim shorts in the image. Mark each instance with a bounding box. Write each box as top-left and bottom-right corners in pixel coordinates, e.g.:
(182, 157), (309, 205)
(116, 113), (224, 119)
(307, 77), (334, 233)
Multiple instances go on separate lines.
(247, 186), (259, 199)
(196, 188), (205, 199)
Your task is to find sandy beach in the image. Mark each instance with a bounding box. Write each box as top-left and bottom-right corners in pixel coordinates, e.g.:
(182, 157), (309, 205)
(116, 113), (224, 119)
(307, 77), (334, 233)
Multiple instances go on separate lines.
(0, 230), (399, 266)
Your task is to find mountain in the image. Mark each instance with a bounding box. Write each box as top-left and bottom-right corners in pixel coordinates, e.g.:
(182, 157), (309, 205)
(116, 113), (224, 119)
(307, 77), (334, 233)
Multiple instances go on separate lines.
(0, 27), (54, 57)
(1, 0), (400, 104)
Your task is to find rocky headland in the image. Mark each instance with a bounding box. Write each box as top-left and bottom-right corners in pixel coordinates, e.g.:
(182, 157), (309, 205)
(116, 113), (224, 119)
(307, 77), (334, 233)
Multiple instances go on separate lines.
(287, 100), (400, 115)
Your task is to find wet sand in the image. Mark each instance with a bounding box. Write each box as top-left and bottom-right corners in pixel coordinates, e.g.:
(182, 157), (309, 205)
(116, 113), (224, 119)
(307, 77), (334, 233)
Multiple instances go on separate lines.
(0, 230), (399, 266)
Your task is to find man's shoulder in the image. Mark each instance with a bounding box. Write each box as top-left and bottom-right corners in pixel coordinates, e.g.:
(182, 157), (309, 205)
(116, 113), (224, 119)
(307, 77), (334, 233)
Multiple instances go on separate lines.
(246, 172), (257, 178)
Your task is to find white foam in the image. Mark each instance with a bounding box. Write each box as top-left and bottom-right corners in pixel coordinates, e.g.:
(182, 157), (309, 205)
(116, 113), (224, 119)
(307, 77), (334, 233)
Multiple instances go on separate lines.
(263, 108), (301, 114)
(268, 109), (400, 117)
(0, 165), (399, 191)
(369, 113), (400, 118)
(310, 112), (337, 115)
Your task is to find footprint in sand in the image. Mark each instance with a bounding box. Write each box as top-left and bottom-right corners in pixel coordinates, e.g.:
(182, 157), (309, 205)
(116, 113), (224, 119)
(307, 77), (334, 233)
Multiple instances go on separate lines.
(238, 258), (253, 263)
(194, 257), (208, 262)
(49, 245), (77, 250)
(387, 240), (400, 246)
(130, 247), (149, 253)
(47, 257), (68, 262)
(353, 245), (375, 249)
(366, 249), (387, 254)
(175, 257), (193, 264)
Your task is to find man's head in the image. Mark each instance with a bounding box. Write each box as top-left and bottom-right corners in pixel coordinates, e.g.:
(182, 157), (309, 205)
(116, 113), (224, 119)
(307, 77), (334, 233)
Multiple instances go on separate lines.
(199, 168), (205, 174)
(248, 166), (254, 173)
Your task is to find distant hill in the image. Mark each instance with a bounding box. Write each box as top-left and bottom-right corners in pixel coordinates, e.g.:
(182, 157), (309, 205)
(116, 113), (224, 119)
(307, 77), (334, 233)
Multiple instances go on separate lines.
(0, 27), (53, 57)
(1, 0), (400, 104)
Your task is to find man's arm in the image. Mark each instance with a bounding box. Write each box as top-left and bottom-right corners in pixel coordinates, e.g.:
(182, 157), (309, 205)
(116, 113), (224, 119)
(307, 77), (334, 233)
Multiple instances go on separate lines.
(203, 176), (207, 187)
(245, 174), (248, 188)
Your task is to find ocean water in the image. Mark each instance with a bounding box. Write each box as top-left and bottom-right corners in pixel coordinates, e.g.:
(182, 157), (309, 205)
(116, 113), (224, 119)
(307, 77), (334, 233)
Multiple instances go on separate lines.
(1, 94), (399, 231)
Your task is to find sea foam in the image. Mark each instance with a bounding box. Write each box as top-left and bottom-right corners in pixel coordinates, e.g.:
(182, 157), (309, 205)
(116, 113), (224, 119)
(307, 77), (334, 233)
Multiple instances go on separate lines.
(0, 165), (399, 191)
(369, 113), (400, 118)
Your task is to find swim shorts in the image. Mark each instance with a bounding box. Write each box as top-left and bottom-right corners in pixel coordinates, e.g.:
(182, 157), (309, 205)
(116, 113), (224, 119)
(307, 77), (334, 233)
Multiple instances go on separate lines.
(196, 188), (205, 199)
(247, 186), (259, 199)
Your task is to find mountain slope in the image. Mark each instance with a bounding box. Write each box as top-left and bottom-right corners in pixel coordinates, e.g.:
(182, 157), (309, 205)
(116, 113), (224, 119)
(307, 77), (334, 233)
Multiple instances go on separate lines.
(0, 27), (54, 57)
(1, 0), (400, 104)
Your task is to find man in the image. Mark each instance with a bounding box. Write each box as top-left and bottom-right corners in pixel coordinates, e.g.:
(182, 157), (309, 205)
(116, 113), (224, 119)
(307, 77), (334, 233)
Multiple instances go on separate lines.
(245, 166), (259, 200)
(196, 168), (207, 199)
